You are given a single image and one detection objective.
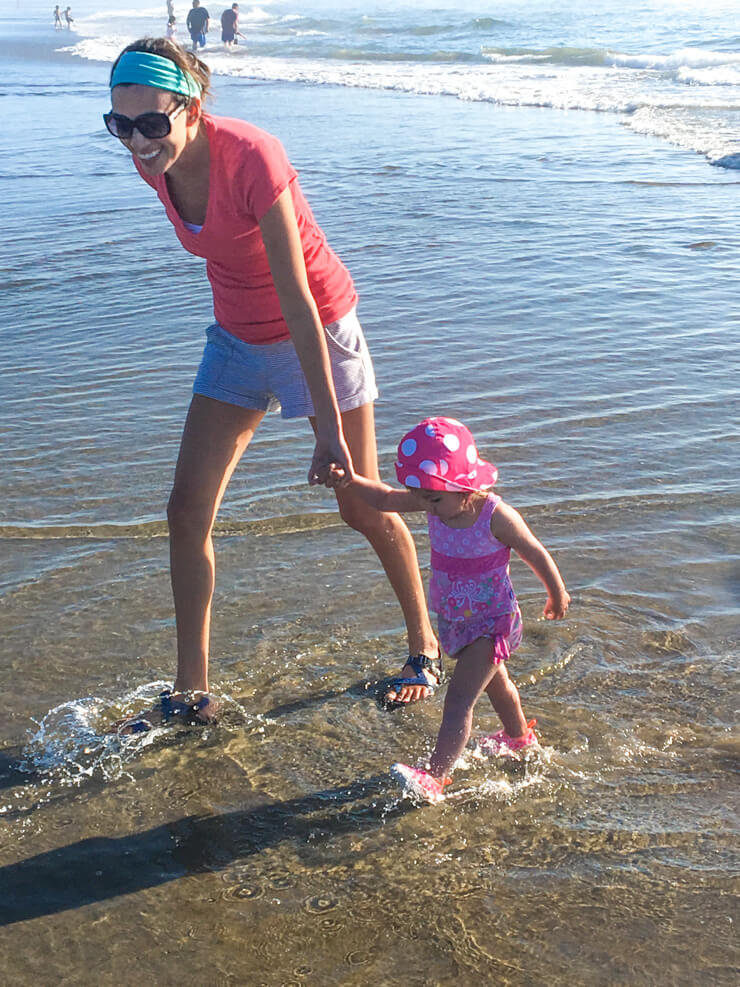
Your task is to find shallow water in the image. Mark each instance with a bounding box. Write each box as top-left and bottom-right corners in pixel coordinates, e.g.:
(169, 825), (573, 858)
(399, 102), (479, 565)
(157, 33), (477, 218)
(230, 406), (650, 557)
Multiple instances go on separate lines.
(1, 11), (739, 986)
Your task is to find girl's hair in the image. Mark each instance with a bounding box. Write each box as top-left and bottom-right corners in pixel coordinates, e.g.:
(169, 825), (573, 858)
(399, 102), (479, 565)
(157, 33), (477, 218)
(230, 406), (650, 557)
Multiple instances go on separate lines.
(449, 488), (488, 509)
(109, 37), (212, 104)
(415, 487), (488, 509)
(465, 489), (488, 507)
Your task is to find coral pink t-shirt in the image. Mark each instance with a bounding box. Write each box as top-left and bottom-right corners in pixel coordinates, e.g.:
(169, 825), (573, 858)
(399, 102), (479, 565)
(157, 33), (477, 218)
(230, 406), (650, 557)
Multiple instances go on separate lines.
(133, 114), (357, 344)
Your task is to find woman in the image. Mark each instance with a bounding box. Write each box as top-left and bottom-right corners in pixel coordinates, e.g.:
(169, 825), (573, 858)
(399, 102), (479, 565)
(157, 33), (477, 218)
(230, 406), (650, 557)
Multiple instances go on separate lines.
(104, 38), (442, 725)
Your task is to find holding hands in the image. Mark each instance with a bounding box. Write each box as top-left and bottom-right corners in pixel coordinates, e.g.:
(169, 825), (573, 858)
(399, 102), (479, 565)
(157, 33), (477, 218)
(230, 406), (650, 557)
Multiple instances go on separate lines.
(309, 429), (353, 488)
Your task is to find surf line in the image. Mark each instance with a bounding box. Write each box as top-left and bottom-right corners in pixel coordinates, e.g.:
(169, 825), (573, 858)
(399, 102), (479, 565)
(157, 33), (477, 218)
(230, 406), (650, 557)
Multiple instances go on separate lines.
(0, 512), (344, 541)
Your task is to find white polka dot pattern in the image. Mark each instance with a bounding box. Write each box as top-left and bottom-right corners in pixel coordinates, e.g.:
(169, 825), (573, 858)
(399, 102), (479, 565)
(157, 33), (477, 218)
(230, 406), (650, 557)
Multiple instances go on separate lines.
(394, 416), (498, 493)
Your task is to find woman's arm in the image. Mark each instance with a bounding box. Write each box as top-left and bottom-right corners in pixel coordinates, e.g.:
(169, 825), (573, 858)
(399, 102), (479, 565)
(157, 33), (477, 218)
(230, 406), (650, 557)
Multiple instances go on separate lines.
(259, 188), (351, 486)
(491, 500), (571, 619)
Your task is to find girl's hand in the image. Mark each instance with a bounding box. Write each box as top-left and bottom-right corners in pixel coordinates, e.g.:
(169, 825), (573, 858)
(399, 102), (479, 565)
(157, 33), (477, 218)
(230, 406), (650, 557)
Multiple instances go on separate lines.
(543, 590), (571, 620)
(326, 464), (347, 489)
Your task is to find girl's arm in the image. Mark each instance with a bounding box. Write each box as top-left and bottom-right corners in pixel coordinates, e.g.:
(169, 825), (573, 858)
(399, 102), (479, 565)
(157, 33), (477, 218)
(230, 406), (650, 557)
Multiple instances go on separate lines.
(259, 188), (352, 487)
(491, 500), (571, 619)
(334, 470), (426, 514)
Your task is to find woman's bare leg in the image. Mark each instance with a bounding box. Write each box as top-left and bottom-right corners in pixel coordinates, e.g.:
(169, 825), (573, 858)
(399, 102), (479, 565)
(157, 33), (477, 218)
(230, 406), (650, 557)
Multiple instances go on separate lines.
(313, 403), (439, 702)
(168, 395), (265, 694)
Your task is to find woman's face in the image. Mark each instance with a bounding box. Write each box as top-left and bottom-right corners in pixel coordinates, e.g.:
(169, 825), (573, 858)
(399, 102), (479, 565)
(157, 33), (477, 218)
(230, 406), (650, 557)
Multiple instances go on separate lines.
(110, 83), (196, 177)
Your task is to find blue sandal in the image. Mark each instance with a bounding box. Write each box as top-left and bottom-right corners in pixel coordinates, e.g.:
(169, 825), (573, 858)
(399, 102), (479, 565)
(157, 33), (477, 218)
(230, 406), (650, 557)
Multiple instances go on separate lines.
(160, 689), (212, 725)
(378, 652), (444, 711)
(118, 689), (213, 735)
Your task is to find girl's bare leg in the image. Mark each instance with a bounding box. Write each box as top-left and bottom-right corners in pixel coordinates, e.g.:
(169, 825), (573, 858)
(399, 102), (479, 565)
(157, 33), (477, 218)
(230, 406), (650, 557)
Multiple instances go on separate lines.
(428, 637), (499, 781)
(484, 661), (528, 738)
(168, 395), (265, 694)
(313, 403), (439, 702)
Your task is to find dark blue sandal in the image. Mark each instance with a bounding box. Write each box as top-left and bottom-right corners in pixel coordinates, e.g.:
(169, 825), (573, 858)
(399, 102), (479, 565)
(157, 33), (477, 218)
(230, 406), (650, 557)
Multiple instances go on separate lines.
(378, 652), (444, 711)
(160, 689), (212, 726)
(117, 689), (213, 735)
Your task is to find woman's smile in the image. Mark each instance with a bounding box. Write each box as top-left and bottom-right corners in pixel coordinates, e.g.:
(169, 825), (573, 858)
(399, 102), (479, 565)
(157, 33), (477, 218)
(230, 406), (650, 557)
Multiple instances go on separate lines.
(111, 83), (191, 176)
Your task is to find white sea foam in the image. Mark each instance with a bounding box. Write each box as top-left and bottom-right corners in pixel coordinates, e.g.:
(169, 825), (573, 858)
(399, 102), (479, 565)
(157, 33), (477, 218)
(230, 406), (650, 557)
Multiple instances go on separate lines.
(607, 47), (740, 71)
(242, 6), (277, 24)
(69, 2), (740, 170)
(678, 65), (740, 87)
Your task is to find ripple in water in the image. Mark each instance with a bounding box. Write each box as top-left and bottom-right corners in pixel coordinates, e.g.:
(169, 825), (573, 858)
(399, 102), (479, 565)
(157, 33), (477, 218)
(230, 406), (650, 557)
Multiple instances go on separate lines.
(304, 893), (339, 914)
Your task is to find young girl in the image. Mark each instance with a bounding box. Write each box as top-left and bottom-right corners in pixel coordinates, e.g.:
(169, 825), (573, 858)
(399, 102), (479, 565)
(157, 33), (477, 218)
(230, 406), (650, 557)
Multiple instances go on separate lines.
(337, 416), (571, 803)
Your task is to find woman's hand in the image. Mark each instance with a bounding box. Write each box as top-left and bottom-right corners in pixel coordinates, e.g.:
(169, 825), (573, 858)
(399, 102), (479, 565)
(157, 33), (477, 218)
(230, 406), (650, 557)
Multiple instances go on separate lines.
(309, 427), (354, 487)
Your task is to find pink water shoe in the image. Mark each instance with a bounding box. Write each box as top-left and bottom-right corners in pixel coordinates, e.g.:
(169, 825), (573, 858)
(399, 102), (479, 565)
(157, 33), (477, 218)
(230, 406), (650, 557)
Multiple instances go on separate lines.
(390, 763), (451, 804)
(475, 719), (539, 759)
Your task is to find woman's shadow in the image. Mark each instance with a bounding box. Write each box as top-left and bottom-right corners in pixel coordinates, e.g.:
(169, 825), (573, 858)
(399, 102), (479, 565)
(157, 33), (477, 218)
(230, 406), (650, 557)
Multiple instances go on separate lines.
(0, 771), (417, 927)
(0, 672), (421, 926)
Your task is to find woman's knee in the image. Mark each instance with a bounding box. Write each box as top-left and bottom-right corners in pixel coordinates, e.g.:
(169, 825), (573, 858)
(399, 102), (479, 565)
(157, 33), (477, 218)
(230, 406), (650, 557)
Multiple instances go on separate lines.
(167, 485), (215, 540)
(337, 494), (397, 538)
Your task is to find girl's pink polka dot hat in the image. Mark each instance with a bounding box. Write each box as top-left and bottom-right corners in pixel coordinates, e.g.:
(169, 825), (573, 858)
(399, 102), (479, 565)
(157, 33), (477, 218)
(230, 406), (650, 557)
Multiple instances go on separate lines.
(395, 417), (498, 493)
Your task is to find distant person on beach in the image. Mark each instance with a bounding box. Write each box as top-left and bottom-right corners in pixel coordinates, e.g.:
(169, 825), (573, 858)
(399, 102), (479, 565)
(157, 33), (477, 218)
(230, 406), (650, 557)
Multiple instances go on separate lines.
(53, 5), (63, 29)
(104, 38), (441, 730)
(166, 15), (177, 40)
(186, 0), (209, 52)
(332, 416), (571, 803)
(64, 6), (73, 29)
(220, 4), (242, 47)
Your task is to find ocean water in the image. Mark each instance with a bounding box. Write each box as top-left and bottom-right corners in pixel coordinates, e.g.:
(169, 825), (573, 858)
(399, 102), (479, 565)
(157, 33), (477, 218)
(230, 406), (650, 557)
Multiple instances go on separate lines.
(1, 2), (738, 984)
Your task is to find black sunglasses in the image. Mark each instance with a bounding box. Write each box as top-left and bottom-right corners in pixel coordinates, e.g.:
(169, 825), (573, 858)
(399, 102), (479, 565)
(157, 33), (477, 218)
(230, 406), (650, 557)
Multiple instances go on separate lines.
(103, 103), (185, 141)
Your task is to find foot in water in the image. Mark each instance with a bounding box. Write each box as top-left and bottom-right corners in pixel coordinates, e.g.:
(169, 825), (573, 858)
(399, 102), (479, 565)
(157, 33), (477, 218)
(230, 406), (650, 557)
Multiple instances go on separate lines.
(115, 689), (218, 735)
(474, 720), (538, 759)
(380, 649), (444, 710)
(390, 763), (452, 804)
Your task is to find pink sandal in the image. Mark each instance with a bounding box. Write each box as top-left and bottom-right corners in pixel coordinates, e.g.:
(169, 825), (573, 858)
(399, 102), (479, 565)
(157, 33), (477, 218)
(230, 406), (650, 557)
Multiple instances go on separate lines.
(390, 762), (452, 804)
(475, 719), (539, 759)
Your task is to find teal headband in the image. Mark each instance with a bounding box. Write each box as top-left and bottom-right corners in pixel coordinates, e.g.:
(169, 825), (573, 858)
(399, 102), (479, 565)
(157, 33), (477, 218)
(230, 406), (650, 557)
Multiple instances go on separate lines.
(110, 50), (201, 99)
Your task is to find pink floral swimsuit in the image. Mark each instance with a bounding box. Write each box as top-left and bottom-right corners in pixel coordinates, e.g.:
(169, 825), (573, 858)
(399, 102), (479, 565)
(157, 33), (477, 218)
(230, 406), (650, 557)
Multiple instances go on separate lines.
(428, 493), (522, 661)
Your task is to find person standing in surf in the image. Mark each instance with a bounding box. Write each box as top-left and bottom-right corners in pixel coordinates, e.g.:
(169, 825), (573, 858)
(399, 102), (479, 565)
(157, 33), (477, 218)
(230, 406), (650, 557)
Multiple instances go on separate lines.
(103, 38), (442, 728)
(186, 0), (209, 52)
(220, 4), (242, 47)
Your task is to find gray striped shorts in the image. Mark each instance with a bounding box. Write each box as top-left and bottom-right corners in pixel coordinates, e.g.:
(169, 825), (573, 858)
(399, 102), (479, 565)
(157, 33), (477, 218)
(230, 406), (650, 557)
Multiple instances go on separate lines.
(193, 306), (378, 418)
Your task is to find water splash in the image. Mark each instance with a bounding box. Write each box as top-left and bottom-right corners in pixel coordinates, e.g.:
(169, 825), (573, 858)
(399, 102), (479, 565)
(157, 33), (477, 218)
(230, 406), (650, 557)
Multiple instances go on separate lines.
(18, 681), (173, 787)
